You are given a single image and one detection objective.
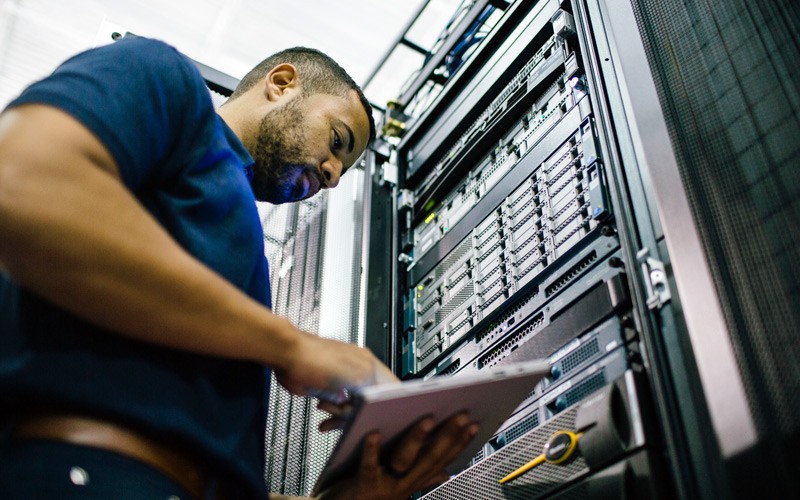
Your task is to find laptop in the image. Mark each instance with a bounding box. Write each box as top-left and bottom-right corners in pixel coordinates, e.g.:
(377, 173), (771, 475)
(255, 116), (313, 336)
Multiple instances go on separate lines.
(313, 359), (550, 493)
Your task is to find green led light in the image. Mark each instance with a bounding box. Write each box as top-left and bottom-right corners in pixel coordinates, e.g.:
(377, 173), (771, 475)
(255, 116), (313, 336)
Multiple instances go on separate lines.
(424, 212), (436, 224)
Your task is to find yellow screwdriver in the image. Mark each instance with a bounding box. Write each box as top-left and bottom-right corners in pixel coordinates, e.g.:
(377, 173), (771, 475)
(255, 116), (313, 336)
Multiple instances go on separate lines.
(498, 429), (583, 484)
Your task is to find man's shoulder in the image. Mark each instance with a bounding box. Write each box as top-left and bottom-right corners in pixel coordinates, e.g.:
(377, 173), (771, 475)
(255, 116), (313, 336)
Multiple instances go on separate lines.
(90, 36), (211, 116)
(104, 36), (194, 74)
(6, 35), (215, 190)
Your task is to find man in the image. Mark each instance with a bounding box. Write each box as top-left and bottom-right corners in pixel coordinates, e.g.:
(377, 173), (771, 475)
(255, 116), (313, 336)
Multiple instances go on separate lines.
(0, 36), (476, 499)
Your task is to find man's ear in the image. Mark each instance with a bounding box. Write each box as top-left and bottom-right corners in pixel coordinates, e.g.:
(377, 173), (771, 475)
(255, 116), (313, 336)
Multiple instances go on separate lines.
(264, 63), (299, 101)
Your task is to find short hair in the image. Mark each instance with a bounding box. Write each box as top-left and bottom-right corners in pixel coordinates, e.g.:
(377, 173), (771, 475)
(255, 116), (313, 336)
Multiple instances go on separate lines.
(230, 47), (376, 143)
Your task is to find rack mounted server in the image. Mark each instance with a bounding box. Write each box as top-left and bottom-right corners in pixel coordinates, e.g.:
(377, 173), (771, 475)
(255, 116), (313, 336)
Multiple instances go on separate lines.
(363, 0), (800, 498)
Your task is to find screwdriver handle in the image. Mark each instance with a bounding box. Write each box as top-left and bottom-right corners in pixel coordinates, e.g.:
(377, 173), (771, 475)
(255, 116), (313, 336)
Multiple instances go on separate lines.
(498, 453), (546, 484)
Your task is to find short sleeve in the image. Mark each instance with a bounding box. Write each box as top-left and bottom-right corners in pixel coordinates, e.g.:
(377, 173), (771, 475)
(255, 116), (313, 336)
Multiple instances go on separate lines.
(6, 37), (214, 192)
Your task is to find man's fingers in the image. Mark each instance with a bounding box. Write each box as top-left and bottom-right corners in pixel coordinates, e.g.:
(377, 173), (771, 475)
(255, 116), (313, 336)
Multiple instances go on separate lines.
(435, 415), (479, 466)
(316, 400), (353, 418)
(387, 416), (435, 474)
(403, 412), (478, 485)
(318, 417), (347, 432)
(359, 432), (382, 482)
(316, 400), (353, 432)
(321, 417), (475, 499)
(432, 414), (479, 466)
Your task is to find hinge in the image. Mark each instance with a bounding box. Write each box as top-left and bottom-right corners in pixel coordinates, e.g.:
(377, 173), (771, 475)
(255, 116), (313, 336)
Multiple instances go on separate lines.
(397, 189), (415, 210)
(380, 162), (398, 187)
(398, 253), (414, 265)
(637, 248), (671, 310)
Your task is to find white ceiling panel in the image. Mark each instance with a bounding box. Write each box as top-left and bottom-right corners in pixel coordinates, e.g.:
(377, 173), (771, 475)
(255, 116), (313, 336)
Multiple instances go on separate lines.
(0, 0), (431, 108)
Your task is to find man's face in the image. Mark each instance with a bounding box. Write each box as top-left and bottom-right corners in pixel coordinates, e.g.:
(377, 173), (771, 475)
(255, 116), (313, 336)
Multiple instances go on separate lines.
(250, 90), (370, 204)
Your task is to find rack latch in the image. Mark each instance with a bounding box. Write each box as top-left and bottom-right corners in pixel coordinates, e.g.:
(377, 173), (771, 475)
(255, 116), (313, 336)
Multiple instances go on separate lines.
(637, 248), (671, 310)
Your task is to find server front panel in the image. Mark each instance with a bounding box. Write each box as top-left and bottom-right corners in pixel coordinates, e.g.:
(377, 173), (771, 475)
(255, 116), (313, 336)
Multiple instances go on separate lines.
(372, 0), (672, 497)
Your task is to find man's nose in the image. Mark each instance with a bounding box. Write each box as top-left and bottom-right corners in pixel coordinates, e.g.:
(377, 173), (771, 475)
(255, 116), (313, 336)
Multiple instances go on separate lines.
(321, 156), (342, 189)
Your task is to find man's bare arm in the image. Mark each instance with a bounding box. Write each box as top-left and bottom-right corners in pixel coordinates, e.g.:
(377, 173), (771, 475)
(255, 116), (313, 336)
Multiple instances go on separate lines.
(0, 104), (390, 393)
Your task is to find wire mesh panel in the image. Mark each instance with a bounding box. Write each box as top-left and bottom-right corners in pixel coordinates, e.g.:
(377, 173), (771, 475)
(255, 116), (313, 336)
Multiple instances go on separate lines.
(627, 0), (800, 494)
(260, 198), (325, 494)
(423, 406), (588, 499)
(259, 168), (367, 496)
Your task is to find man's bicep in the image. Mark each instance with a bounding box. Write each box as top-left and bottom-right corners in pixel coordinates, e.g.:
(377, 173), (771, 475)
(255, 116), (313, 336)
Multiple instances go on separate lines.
(0, 104), (121, 181)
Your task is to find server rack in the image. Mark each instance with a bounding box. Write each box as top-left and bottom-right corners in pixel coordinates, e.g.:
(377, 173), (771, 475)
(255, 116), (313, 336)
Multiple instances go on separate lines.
(363, 0), (800, 498)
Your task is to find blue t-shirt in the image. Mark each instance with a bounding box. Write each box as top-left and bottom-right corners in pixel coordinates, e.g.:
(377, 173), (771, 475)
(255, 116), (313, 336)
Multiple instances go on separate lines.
(0, 37), (272, 498)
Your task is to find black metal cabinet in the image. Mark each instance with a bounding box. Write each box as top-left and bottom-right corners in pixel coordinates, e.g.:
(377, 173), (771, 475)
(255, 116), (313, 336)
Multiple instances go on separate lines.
(363, 0), (800, 498)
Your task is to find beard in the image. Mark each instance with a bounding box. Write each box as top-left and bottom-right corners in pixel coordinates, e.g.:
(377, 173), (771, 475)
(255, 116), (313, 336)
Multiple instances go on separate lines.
(250, 97), (319, 204)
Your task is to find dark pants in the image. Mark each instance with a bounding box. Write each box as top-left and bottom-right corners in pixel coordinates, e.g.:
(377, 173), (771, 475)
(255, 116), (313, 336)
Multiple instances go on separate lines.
(0, 440), (194, 499)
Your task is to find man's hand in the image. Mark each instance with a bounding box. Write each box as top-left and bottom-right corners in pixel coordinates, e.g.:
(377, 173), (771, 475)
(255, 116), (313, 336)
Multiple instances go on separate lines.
(317, 412), (479, 500)
(316, 399), (354, 432)
(274, 326), (395, 433)
(274, 328), (397, 398)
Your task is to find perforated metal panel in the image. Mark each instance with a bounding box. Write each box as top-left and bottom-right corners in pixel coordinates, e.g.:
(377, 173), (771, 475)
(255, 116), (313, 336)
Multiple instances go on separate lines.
(504, 412), (540, 444)
(260, 197), (325, 495)
(259, 168), (367, 496)
(627, 0), (800, 487)
(423, 369), (647, 499)
(615, 0), (800, 495)
(423, 406), (588, 499)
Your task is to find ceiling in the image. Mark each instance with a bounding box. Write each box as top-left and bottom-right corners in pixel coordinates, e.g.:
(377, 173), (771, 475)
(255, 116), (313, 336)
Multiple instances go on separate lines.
(0, 0), (463, 109)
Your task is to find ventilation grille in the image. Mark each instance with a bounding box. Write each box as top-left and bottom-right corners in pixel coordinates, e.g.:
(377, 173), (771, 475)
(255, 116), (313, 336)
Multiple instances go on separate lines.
(440, 359), (462, 376)
(478, 312), (545, 369)
(548, 371), (607, 414)
(475, 287), (539, 343)
(545, 250), (598, 297)
(422, 407), (585, 499)
(505, 411), (541, 445)
(561, 338), (601, 375)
